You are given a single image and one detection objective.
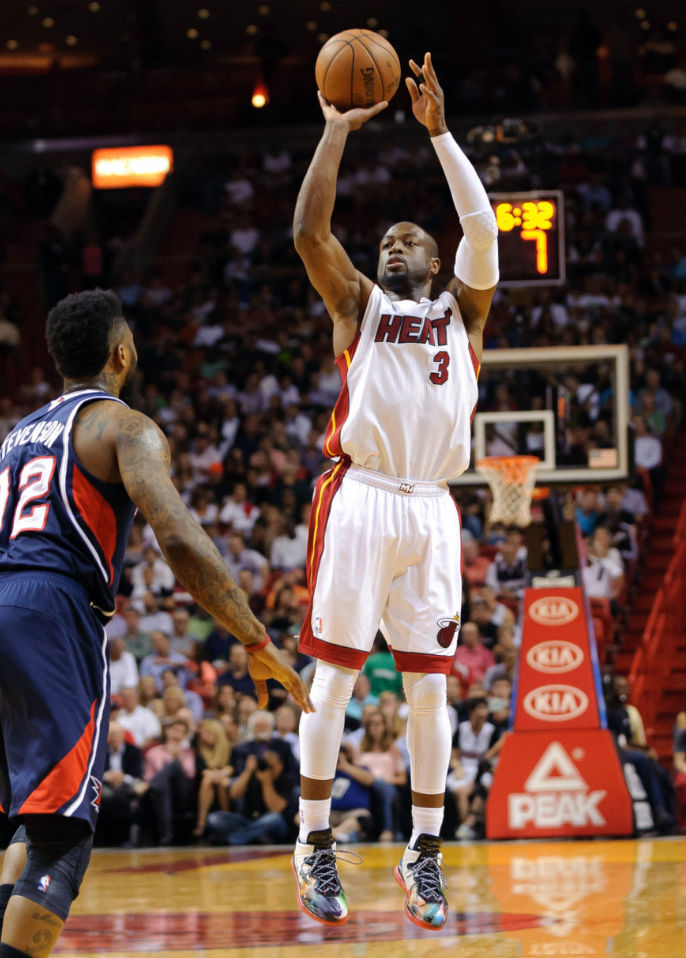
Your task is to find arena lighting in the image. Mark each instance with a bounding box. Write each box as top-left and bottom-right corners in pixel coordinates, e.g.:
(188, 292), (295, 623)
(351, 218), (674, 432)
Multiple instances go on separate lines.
(251, 80), (269, 108)
(92, 145), (173, 188)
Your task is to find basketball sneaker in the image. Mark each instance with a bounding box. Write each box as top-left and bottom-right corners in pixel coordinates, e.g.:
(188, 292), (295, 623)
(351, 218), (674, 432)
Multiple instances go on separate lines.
(291, 828), (350, 924)
(394, 833), (448, 930)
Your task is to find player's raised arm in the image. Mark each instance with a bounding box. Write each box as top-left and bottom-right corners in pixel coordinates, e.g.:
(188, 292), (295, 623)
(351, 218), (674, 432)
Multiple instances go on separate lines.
(114, 408), (313, 713)
(293, 93), (386, 353)
(407, 52), (498, 360)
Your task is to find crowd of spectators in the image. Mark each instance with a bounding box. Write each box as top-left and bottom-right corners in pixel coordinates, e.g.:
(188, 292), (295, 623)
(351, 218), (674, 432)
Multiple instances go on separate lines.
(0, 106), (684, 844)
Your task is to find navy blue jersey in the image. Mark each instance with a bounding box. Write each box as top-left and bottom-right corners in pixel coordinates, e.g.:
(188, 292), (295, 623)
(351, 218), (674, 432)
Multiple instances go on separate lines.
(0, 389), (137, 619)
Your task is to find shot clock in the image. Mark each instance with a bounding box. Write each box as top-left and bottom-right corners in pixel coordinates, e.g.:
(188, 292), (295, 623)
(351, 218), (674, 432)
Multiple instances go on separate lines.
(489, 190), (565, 287)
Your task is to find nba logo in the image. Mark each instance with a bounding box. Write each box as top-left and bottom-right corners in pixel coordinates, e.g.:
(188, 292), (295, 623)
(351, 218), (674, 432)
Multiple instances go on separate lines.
(38, 874), (51, 893)
(313, 615), (323, 636)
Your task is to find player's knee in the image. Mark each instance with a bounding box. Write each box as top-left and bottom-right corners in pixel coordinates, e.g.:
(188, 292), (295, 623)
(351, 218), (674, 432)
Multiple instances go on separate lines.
(13, 815), (93, 922)
(310, 660), (358, 711)
(402, 672), (447, 715)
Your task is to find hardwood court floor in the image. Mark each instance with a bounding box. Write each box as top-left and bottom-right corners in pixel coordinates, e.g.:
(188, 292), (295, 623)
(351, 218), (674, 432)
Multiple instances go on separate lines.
(48, 837), (684, 958)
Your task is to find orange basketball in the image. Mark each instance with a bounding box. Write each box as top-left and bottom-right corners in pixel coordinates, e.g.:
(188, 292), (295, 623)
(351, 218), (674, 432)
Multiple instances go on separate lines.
(315, 29), (401, 111)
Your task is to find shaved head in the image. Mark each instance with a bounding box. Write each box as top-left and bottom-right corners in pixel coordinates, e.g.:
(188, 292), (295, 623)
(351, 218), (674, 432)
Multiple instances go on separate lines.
(384, 222), (438, 258)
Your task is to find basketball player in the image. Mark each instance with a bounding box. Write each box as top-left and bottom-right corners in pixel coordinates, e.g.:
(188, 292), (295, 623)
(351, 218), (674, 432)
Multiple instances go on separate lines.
(0, 289), (312, 958)
(291, 52), (498, 930)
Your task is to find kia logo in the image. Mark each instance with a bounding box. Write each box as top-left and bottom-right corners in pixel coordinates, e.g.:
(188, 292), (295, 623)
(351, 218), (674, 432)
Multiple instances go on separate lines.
(526, 640), (584, 674)
(529, 596), (579, 626)
(523, 685), (589, 721)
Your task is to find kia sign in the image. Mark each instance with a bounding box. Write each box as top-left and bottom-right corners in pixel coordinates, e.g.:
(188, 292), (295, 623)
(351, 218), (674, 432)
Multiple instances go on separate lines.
(529, 595), (579, 625)
(526, 640), (584, 673)
(92, 145), (173, 189)
(523, 685), (589, 722)
(513, 588), (600, 731)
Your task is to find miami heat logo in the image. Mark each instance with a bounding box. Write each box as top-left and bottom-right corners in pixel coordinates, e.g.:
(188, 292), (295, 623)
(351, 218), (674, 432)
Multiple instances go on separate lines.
(436, 615), (460, 648)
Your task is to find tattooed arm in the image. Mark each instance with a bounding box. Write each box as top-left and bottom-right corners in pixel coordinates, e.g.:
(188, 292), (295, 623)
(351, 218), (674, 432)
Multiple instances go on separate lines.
(115, 409), (313, 712)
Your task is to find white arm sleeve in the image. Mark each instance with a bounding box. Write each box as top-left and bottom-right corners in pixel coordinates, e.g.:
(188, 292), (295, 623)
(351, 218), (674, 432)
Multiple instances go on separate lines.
(431, 132), (499, 290)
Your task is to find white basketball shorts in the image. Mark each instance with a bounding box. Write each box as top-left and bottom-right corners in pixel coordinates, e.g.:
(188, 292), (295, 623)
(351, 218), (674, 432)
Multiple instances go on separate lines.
(299, 462), (463, 673)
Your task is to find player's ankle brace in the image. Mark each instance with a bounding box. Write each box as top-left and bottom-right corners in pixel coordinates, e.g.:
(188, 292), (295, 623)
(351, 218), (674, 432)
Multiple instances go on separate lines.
(13, 815), (93, 923)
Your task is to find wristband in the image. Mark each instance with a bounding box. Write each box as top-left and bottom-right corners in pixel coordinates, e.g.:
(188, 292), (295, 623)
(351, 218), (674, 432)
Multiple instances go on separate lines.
(244, 636), (270, 654)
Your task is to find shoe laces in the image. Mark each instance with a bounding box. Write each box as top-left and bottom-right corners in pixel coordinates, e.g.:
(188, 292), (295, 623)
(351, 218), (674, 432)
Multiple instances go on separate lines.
(305, 847), (361, 896)
(409, 836), (448, 903)
(410, 855), (447, 902)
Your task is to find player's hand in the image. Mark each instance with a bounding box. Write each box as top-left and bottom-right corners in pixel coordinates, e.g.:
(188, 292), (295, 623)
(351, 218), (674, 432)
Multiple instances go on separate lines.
(406, 52), (448, 137)
(318, 91), (388, 131)
(246, 639), (315, 713)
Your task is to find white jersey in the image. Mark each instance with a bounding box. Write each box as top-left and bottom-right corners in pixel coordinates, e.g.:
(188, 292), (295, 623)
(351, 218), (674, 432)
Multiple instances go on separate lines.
(322, 285), (479, 482)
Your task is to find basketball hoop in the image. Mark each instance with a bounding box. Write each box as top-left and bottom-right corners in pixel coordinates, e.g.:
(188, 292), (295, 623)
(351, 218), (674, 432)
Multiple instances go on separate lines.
(476, 455), (541, 527)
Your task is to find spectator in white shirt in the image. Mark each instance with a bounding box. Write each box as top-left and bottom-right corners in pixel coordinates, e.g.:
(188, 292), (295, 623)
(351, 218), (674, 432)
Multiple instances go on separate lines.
(605, 196), (644, 246)
(583, 526), (625, 612)
(270, 516), (307, 571)
(189, 425), (222, 477)
(109, 638), (139, 695)
(225, 532), (269, 591)
(118, 685), (161, 748)
(219, 482), (260, 535)
(130, 546), (175, 598)
(632, 414), (664, 499)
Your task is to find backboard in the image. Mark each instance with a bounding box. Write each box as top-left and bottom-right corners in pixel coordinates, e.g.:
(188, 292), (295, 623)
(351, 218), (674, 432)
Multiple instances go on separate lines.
(453, 344), (631, 488)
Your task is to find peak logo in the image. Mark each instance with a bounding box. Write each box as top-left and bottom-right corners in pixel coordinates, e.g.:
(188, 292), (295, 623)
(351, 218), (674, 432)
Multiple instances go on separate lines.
(523, 685), (589, 722)
(509, 742), (607, 829)
(526, 640), (584, 674)
(529, 596), (579, 626)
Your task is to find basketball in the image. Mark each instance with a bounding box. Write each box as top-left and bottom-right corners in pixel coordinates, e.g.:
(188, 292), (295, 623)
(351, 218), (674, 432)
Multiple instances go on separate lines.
(315, 29), (401, 111)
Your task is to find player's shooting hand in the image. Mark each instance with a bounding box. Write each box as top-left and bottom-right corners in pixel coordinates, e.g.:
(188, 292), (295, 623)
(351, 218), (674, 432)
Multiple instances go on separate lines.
(246, 639), (315, 713)
(406, 52), (447, 137)
(317, 91), (388, 131)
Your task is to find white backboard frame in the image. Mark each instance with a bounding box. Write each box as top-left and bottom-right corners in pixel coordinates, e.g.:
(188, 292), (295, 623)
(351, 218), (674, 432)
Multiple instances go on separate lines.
(452, 344), (630, 487)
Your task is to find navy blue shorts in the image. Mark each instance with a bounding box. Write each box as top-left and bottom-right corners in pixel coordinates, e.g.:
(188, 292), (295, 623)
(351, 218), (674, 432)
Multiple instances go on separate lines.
(0, 571), (110, 831)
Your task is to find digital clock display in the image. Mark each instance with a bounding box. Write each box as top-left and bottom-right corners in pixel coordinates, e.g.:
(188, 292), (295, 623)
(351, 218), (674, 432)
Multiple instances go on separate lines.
(489, 190), (565, 287)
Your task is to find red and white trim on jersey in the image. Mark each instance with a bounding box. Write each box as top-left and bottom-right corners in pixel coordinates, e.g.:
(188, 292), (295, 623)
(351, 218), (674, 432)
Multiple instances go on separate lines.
(64, 624), (109, 817)
(322, 334), (361, 460)
(72, 464), (118, 585)
(299, 458), (364, 668)
(58, 394), (126, 585)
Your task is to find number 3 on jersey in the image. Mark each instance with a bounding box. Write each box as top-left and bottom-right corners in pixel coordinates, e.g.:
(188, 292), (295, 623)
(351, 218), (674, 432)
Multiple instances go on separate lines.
(430, 350), (450, 385)
(0, 456), (56, 538)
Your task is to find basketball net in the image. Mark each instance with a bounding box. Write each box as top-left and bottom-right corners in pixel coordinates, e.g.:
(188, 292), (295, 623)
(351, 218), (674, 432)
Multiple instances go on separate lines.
(475, 455), (541, 528)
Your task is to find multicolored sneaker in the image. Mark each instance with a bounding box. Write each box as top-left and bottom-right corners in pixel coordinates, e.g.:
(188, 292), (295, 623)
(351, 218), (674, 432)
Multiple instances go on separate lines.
(394, 833), (448, 930)
(291, 828), (350, 925)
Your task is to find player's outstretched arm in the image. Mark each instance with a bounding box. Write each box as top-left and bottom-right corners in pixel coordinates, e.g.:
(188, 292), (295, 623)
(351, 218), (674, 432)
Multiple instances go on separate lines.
(115, 408), (313, 713)
(407, 52), (498, 360)
(293, 93), (385, 354)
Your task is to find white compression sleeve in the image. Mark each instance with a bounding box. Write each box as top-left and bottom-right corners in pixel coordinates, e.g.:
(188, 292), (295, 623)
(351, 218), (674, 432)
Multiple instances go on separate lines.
(402, 672), (452, 795)
(299, 660), (357, 781)
(431, 132), (499, 290)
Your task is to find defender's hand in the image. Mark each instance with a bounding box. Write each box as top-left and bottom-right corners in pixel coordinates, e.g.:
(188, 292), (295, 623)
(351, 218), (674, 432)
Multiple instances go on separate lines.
(246, 640), (315, 713)
(318, 91), (388, 131)
(406, 52), (448, 137)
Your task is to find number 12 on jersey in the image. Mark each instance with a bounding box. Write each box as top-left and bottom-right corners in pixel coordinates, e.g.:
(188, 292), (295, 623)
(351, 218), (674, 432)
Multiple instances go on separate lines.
(0, 456), (56, 539)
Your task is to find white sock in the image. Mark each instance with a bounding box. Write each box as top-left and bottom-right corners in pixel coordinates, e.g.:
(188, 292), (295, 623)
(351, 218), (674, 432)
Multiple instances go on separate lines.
(299, 797), (332, 842)
(410, 805), (444, 848)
